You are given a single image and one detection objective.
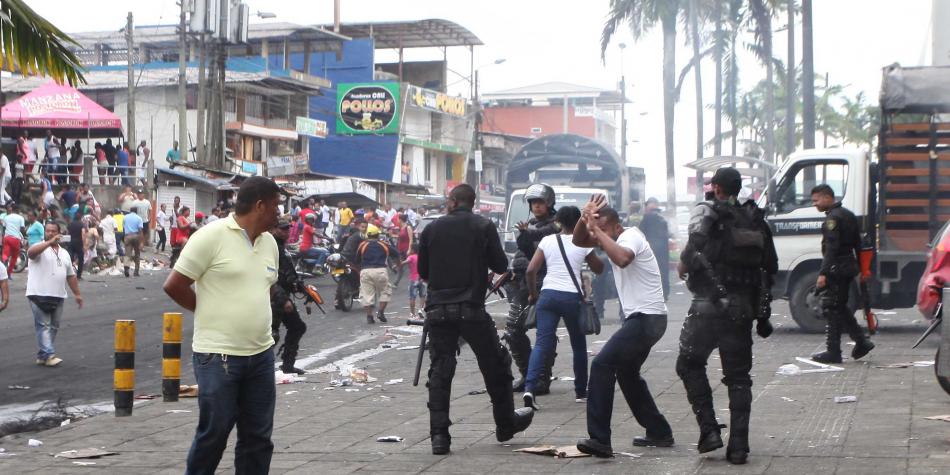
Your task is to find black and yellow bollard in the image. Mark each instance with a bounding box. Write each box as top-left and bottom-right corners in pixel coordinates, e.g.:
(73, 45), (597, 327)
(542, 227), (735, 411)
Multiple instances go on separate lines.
(114, 320), (135, 417)
(162, 312), (183, 402)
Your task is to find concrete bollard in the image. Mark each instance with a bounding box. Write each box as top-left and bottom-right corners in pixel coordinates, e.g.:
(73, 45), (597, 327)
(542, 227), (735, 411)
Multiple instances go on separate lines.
(114, 320), (136, 417)
(162, 312), (183, 402)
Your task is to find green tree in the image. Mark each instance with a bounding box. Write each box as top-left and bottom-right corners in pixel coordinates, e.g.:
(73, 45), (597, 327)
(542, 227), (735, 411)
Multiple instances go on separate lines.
(603, 0), (682, 208)
(0, 0), (85, 84)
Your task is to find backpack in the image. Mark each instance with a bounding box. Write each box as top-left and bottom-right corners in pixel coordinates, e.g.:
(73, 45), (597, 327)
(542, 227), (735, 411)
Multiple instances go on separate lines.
(706, 201), (767, 270)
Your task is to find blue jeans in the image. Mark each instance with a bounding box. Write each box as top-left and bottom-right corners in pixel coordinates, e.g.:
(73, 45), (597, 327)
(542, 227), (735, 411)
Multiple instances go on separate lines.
(31, 299), (64, 361)
(587, 313), (672, 446)
(186, 349), (276, 475)
(525, 289), (588, 396)
(302, 247), (329, 266)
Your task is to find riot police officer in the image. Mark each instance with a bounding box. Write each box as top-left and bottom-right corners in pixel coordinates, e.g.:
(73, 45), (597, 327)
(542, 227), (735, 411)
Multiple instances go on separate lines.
(675, 167), (778, 465)
(505, 183), (559, 392)
(270, 216), (307, 374)
(419, 184), (534, 455)
(810, 184), (874, 363)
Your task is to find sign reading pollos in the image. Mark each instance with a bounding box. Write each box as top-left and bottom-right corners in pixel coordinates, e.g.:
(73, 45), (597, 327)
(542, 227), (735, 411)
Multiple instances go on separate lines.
(337, 83), (400, 135)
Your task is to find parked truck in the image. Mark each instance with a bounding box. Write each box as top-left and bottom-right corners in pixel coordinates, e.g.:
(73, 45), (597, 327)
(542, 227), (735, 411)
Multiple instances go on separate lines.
(761, 64), (950, 332)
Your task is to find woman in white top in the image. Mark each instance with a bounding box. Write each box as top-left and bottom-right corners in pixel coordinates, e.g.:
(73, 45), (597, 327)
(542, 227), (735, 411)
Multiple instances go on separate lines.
(524, 206), (604, 408)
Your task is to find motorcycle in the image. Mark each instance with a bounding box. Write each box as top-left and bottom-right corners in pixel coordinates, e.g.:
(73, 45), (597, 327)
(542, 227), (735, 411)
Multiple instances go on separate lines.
(14, 238), (27, 273)
(326, 252), (358, 311)
(287, 237), (335, 276)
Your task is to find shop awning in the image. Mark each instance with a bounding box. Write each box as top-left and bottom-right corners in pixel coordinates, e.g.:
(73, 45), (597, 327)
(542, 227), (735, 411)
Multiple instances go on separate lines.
(0, 81), (124, 137)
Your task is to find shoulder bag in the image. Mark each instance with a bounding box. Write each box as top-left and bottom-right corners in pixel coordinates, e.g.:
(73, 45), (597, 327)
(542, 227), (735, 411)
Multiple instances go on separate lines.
(555, 234), (601, 335)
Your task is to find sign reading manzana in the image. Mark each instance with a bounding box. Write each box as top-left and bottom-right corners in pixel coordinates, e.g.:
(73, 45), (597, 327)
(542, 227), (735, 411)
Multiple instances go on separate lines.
(336, 82), (400, 135)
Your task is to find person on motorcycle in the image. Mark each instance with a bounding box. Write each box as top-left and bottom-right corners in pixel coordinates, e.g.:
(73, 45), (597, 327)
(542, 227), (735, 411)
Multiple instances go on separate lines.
(505, 183), (560, 393)
(357, 224), (392, 324)
(270, 216), (308, 375)
(300, 214), (329, 274)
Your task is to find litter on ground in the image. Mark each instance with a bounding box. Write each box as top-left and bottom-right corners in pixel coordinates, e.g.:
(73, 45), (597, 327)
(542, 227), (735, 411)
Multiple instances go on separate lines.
(28, 439), (43, 447)
(514, 445), (591, 458)
(54, 448), (118, 459)
(376, 436), (404, 442)
(924, 415), (950, 423)
(834, 396), (858, 403)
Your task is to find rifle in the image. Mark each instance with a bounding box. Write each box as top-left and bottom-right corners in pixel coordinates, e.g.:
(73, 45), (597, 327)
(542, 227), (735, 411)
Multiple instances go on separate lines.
(408, 272), (513, 387)
(693, 252), (729, 310)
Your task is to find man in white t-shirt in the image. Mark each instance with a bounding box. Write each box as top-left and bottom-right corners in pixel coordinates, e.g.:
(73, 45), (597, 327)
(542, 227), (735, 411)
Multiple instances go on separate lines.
(27, 222), (83, 367)
(571, 196), (673, 458)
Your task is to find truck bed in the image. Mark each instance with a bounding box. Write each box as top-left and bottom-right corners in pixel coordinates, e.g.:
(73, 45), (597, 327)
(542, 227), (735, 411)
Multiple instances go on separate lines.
(878, 121), (950, 252)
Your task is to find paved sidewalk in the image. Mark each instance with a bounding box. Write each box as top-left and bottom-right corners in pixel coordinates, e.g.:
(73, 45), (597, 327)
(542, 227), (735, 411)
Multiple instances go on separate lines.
(1, 292), (949, 474)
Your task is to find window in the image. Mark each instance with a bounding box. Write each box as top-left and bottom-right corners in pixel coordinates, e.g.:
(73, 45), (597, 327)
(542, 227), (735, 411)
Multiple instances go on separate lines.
(424, 153), (432, 182)
(444, 155), (453, 181)
(776, 160), (849, 213)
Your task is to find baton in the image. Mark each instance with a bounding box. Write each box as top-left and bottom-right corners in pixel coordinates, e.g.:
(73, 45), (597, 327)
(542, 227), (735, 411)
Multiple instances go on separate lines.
(407, 318), (427, 386)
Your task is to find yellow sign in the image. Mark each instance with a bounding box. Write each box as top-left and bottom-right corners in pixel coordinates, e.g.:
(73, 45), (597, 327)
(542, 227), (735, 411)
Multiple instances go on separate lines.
(409, 85), (467, 118)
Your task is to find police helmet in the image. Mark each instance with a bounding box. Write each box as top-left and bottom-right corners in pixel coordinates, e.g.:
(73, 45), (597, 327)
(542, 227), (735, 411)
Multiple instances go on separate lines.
(524, 183), (555, 208)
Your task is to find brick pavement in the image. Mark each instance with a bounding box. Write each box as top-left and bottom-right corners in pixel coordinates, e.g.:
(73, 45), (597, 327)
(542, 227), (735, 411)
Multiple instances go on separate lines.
(1, 288), (949, 474)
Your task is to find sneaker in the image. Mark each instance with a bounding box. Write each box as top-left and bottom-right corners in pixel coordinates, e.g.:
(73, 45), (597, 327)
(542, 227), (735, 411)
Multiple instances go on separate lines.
(575, 397), (587, 403)
(35, 358), (45, 365)
(523, 392), (540, 410)
(281, 366), (306, 375)
(376, 311), (388, 323)
(44, 356), (63, 367)
(366, 315), (375, 324)
(576, 438), (614, 458)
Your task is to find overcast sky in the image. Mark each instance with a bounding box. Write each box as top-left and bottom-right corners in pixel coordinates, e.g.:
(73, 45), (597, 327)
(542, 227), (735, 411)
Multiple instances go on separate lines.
(27, 0), (933, 199)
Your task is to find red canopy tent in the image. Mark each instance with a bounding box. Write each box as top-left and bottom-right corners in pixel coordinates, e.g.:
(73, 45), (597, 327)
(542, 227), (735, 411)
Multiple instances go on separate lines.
(0, 81), (124, 138)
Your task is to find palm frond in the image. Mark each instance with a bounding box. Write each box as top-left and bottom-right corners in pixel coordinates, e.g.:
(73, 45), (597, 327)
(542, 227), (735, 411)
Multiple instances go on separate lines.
(0, 0), (85, 85)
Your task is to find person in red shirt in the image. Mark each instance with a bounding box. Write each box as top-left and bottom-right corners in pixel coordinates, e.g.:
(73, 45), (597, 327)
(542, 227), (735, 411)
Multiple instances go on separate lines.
(300, 214), (328, 271)
(397, 214), (413, 259)
(169, 206), (192, 266)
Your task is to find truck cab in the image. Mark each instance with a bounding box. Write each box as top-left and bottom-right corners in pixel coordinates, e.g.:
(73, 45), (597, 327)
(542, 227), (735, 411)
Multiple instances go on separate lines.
(757, 149), (869, 331)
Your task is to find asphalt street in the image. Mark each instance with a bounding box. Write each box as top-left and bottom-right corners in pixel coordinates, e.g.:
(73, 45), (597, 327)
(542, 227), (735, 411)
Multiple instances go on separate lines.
(0, 260), (403, 426)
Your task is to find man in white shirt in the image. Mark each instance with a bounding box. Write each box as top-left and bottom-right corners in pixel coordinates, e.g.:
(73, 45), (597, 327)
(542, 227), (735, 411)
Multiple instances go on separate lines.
(571, 196), (673, 458)
(406, 207), (419, 227)
(132, 189), (152, 247)
(27, 222), (83, 366)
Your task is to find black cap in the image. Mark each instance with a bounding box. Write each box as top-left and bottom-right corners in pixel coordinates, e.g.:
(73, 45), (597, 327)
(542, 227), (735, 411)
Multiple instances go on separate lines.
(710, 167), (742, 195)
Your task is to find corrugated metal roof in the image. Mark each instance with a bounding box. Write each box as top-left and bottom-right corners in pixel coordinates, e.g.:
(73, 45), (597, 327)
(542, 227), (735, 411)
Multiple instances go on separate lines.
(334, 19), (483, 49)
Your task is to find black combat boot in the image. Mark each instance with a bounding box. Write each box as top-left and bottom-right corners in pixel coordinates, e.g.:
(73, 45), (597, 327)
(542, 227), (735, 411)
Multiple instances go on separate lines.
(431, 433), (451, 455)
(496, 407), (534, 442)
(811, 319), (842, 363)
(576, 438), (614, 458)
(696, 409), (724, 454)
(533, 349), (557, 395)
(846, 321), (875, 360)
(726, 385), (752, 464)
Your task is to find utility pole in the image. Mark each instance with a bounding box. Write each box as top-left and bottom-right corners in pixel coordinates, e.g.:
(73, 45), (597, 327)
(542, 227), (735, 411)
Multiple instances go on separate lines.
(474, 70), (481, 212)
(196, 36), (206, 164)
(126, 12), (136, 149)
(178, 2), (188, 164)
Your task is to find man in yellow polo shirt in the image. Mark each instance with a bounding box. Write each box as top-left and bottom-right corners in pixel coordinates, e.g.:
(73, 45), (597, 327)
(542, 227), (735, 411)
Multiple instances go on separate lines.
(337, 200), (354, 241)
(163, 176), (281, 474)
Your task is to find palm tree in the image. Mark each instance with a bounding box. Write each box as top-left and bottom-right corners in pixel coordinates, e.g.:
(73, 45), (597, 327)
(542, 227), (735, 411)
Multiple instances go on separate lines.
(688, 0), (705, 200)
(801, 0), (815, 148)
(748, 0), (776, 167)
(723, 0), (745, 156)
(602, 0), (682, 209)
(0, 0), (85, 85)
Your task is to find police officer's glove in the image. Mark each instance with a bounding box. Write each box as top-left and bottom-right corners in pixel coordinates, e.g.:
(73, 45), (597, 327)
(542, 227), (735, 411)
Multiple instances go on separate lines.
(756, 318), (774, 338)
